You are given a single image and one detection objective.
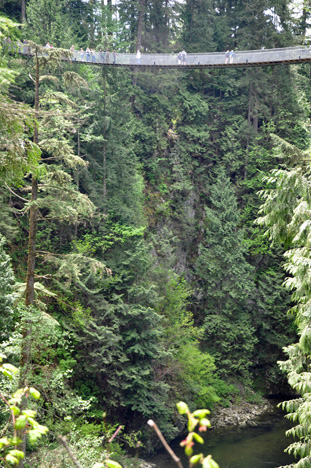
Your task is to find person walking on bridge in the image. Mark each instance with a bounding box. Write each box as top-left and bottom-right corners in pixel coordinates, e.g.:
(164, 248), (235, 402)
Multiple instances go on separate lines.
(181, 50), (186, 65)
(136, 49), (141, 65)
(70, 45), (76, 61)
(225, 50), (230, 64)
(229, 50), (236, 64)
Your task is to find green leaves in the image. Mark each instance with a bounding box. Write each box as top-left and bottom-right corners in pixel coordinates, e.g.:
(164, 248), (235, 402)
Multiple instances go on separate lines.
(190, 454), (202, 465)
(14, 415), (27, 430)
(5, 453), (20, 465)
(0, 359), (48, 464)
(177, 401), (216, 467)
(202, 456), (219, 468)
(0, 437), (10, 449)
(1, 363), (18, 379)
(193, 409), (210, 418)
(106, 461), (123, 468)
(29, 387), (41, 400)
(176, 401), (189, 415)
(92, 461), (122, 468)
(193, 433), (204, 444)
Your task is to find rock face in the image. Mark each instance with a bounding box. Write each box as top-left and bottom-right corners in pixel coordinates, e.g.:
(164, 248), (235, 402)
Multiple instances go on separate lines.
(211, 400), (273, 428)
(139, 462), (157, 468)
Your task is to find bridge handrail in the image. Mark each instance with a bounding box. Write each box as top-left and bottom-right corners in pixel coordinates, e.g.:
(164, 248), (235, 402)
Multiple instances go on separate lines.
(2, 39), (311, 67)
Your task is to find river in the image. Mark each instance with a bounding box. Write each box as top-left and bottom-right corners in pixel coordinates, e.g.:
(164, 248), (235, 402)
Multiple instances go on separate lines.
(147, 406), (296, 468)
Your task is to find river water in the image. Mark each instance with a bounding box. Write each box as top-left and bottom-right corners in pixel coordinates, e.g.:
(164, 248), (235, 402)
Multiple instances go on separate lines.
(148, 406), (295, 468)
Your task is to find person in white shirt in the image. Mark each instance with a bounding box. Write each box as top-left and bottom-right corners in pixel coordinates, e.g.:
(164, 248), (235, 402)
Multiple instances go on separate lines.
(136, 49), (141, 65)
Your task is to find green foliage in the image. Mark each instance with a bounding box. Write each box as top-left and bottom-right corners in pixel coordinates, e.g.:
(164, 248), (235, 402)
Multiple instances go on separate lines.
(176, 344), (220, 409)
(26, 0), (75, 47)
(195, 168), (257, 378)
(257, 136), (311, 467)
(0, 357), (48, 466)
(176, 401), (219, 468)
(0, 17), (40, 186)
(0, 235), (15, 343)
(1, 0), (309, 461)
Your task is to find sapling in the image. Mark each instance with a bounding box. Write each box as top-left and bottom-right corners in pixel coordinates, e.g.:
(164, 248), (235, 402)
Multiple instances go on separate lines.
(148, 401), (219, 468)
(0, 357), (48, 466)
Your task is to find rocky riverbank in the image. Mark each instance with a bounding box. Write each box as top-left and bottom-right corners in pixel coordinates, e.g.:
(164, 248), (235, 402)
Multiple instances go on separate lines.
(210, 399), (274, 428)
(141, 400), (275, 468)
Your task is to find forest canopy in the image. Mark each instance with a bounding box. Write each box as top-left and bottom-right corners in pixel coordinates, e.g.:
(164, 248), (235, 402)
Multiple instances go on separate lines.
(1, 0), (311, 467)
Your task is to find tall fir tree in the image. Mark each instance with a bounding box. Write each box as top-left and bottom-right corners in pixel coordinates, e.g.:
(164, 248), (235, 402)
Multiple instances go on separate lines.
(196, 168), (257, 378)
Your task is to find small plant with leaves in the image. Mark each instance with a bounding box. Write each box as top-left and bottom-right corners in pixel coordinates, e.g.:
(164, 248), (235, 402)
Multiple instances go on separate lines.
(0, 356), (48, 466)
(58, 423), (124, 468)
(176, 402), (219, 468)
(147, 402), (219, 468)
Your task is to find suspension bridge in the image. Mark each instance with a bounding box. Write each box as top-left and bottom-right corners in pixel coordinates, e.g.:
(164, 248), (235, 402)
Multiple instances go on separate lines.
(6, 43), (311, 69)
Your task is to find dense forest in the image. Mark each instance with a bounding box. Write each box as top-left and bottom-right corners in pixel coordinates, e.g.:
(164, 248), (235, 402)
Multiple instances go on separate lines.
(2, 0), (311, 467)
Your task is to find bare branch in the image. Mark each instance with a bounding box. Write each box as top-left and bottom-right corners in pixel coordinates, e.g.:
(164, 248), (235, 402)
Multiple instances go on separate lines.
(108, 425), (123, 443)
(5, 183), (29, 202)
(58, 436), (83, 468)
(147, 420), (184, 468)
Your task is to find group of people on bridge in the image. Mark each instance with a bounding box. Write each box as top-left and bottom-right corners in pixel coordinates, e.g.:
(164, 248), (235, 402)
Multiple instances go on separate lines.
(3, 37), (240, 67)
(225, 50), (236, 64)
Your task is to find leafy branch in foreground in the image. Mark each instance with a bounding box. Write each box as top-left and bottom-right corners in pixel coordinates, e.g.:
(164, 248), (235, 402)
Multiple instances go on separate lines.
(0, 358), (122, 468)
(1, 357), (219, 468)
(0, 357), (48, 466)
(148, 402), (219, 468)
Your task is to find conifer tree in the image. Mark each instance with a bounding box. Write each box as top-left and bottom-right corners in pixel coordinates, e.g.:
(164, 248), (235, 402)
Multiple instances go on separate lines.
(0, 16), (39, 186)
(196, 168), (257, 378)
(26, 0), (76, 47)
(180, 0), (216, 52)
(9, 42), (96, 467)
(257, 135), (311, 467)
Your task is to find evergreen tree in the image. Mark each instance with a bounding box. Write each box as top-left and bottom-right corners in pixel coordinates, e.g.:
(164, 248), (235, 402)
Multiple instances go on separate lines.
(257, 135), (311, 467)
(0, 16), (40, 186)
(180, 0), (216, 52)
(117, 0), (177, 52)
(71, 236), (176, 437)
(196, 168), (257, 378)
(26, 0), (76, 47)
(78, 67), (144, 223)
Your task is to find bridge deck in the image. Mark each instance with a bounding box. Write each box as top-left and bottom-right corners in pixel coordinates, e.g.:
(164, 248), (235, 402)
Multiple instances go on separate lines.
(68, 46), (311, 68)
(5, 43), (311, 69)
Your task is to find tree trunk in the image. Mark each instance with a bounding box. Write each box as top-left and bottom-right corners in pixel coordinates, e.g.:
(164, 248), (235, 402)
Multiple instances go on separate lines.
(103, 72), (107, 209)
(18, 50), (40, 468)
(136, 0), (144, 52)
(188, 0), (194, 44)
(25, 49), (39, 308)
(21, 0), (26, 23)
(132, 0), (144, 87)
(300, 0), (310, 37)
(163, 0), (169, 49)
(244, 81), (252, 180)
